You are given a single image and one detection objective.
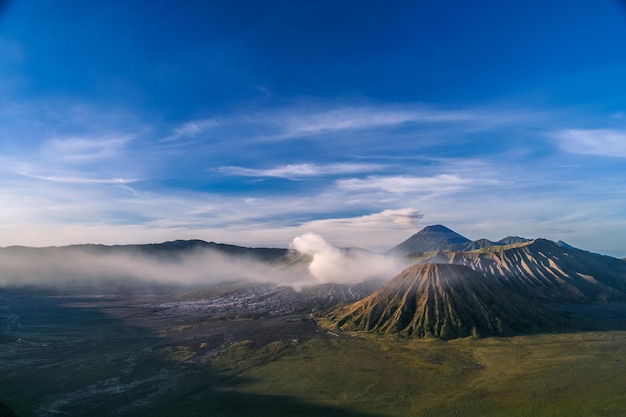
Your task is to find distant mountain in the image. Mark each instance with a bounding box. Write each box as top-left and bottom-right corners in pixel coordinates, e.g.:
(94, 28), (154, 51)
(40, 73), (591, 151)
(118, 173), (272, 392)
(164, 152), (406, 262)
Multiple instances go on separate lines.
(428, 239), (626, 303)
(389, 225), (531, 254)
(388, 225), (471, 254)
(323, 263), (560, 339)
(78, 239), (290, 263)
(2, 239), (290, 263)
(495, 236), (532, 245)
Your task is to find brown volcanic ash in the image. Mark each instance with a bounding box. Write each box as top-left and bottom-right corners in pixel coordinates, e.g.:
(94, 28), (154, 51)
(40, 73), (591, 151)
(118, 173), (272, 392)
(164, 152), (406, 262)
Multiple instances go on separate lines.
(326, 263), (560, 339)
(442, 239), (626, 302)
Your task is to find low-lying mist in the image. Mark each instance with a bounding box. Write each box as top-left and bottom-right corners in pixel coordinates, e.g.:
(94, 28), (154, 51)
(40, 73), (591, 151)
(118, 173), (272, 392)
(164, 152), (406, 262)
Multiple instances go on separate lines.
(0, 248), (292, 293)
(0, 234), (407, 293)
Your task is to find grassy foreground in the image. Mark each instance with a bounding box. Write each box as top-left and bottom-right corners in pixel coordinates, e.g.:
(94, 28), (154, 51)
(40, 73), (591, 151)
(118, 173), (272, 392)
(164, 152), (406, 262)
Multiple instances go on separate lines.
(3, 291), (624, 416)
(155, 330), (626, 417)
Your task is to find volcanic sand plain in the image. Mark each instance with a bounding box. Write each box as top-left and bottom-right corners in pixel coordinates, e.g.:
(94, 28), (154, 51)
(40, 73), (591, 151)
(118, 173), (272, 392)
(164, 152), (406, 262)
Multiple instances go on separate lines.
(2, 289), (626, 417)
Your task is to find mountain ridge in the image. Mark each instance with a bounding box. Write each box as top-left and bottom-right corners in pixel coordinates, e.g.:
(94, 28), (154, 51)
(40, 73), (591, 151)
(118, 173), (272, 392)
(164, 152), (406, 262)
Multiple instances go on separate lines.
(419, 238), (626, 303)
(389, 225), (533, 254)
(323, 263), (563, 339)
(0, 239), (290, 263)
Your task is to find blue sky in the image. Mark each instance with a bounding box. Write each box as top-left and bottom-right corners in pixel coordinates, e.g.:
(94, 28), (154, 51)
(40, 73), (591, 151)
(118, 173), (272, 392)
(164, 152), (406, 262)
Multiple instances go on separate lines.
(0, 0), (625, 257)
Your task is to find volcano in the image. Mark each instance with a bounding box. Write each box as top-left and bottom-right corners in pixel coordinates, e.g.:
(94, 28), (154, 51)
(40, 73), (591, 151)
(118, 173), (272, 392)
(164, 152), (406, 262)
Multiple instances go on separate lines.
(388, 225), (471, 254)
(324, 263), (561, 339)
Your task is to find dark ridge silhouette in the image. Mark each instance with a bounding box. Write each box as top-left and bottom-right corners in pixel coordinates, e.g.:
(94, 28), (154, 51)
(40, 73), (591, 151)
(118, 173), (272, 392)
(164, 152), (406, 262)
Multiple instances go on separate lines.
(71, 240), (290, 263)
(1, 239), (290, 263)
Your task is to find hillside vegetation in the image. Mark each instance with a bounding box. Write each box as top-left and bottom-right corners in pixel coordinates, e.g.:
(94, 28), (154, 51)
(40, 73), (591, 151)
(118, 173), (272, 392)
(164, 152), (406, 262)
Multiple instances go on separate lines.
(151, 330), (626, 417)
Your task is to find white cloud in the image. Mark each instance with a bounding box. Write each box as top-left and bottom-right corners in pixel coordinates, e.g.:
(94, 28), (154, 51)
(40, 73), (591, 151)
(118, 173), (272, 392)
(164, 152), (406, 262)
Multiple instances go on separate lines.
(162, 102), (482, 144)
(368, 208), (424, 227)
(215, 162), (384, 179)
(337, 174), (474, 193)
(19, 173), (139, 185)
(162, 118), (221, 142)
(275, 209), (426, 252)
(304, 208), (423, 230)
(552, 129), (626, 157)
(2, 94), (625, 258)
(1, 132), (141, 198)
(277, 106), (476, 138)
(43, 136), (133, 162)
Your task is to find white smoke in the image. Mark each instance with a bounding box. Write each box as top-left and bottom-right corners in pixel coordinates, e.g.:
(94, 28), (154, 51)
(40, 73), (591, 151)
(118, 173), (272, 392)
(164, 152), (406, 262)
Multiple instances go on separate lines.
(290, 233), (405, 284)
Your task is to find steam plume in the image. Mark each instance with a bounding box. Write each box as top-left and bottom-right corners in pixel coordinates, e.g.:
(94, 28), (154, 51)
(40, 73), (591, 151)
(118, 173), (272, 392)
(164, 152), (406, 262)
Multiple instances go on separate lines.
(290, 233), (405, 284)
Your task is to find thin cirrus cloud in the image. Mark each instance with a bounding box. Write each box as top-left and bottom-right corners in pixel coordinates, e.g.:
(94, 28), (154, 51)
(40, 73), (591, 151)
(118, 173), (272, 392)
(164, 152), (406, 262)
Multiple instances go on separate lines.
(552, 129), (626, 158)
(163, 103), (480, 143)
(215, 162), (385, 179)
(336, 174), (476, 194)
(275, 106), (477, 137)
(43, 136), (133, 162)
(18, 173), (139, 185)
(161, 118), (221, 142)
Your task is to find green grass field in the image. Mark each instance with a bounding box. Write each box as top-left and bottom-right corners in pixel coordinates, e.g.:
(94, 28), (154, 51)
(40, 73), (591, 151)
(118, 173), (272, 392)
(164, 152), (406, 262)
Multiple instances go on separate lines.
(156, 331), (626, 417)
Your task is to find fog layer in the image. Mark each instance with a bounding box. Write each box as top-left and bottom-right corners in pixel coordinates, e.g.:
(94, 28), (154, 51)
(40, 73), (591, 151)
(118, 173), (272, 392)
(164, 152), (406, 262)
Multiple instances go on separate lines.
(0, 247), (272, 291)
(0, 236), (406, 291)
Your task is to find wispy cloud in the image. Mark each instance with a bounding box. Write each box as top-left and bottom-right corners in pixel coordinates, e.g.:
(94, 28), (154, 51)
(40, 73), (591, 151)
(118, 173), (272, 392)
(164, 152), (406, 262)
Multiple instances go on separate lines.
(552, 129), (626, 157)
(44, 136), (133, 162)
(2, 93), (625, 257)
(215, 162), (384, 179)
(275, 106), (477, 138)
(18, 173), (139, 185)
(277, 208), (426, 251)
(161, 118), (221, 142)
(337, 174), (475, 194)
(163, 102), (483, 143)
(304, 208), (423, 230)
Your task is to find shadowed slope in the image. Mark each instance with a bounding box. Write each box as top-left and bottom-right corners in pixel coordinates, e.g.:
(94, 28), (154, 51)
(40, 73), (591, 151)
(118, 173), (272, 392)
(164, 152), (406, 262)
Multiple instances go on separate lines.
(325, 264), (559, 339)
(0, 403), (18, 417)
